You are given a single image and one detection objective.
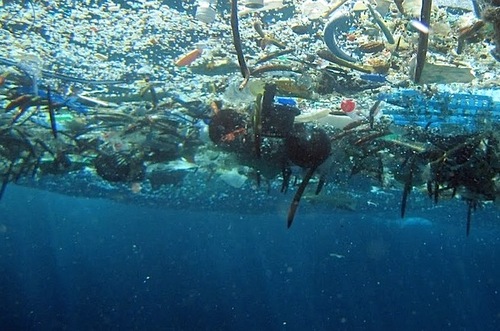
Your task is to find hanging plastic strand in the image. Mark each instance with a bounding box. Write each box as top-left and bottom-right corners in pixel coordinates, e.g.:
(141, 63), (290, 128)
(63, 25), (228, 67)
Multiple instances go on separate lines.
(230, 0), (251, 90)
(414, 0), (432, 83)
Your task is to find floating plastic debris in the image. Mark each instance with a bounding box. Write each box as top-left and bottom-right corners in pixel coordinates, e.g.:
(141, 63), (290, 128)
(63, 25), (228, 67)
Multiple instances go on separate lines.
(379, 89), (500, 131)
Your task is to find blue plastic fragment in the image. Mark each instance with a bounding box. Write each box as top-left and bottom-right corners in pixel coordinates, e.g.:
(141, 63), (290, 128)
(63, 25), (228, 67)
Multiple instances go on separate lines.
(15, 86), (89, 114)
(275, 97), (297, 107)
(64, 96), (89, 114)
(359, 73), (388, 83)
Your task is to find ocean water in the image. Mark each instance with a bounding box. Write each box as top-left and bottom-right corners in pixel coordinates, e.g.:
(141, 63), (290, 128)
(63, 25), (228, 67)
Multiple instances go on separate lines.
(1, 184), (499, 331)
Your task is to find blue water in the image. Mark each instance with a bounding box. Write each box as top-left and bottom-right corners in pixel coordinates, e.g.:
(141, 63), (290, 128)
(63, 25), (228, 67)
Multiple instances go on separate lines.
(1, 185), (499, 330)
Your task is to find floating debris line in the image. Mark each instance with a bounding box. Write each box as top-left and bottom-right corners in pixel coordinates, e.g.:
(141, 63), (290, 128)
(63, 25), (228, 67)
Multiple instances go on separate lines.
(0, 57), (129, 85)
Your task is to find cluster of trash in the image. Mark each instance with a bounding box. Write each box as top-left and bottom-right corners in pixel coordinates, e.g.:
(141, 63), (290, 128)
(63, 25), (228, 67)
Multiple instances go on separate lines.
(0, 0), (499, 231)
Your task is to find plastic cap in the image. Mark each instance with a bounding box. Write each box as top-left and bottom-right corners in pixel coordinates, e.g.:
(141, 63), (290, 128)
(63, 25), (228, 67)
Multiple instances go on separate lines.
(340, 99), (356, 113)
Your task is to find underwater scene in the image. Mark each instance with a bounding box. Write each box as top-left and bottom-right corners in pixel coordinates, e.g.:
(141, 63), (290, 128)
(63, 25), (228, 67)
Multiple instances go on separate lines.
(0, 0), (499, 330)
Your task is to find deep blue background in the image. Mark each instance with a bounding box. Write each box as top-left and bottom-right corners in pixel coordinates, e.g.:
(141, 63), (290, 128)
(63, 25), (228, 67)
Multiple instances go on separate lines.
(0, 185), (499, 330)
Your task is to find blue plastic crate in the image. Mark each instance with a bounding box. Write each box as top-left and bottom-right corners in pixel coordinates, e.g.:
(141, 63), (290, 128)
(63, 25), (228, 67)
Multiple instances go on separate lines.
(379, 89), (499, 131)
